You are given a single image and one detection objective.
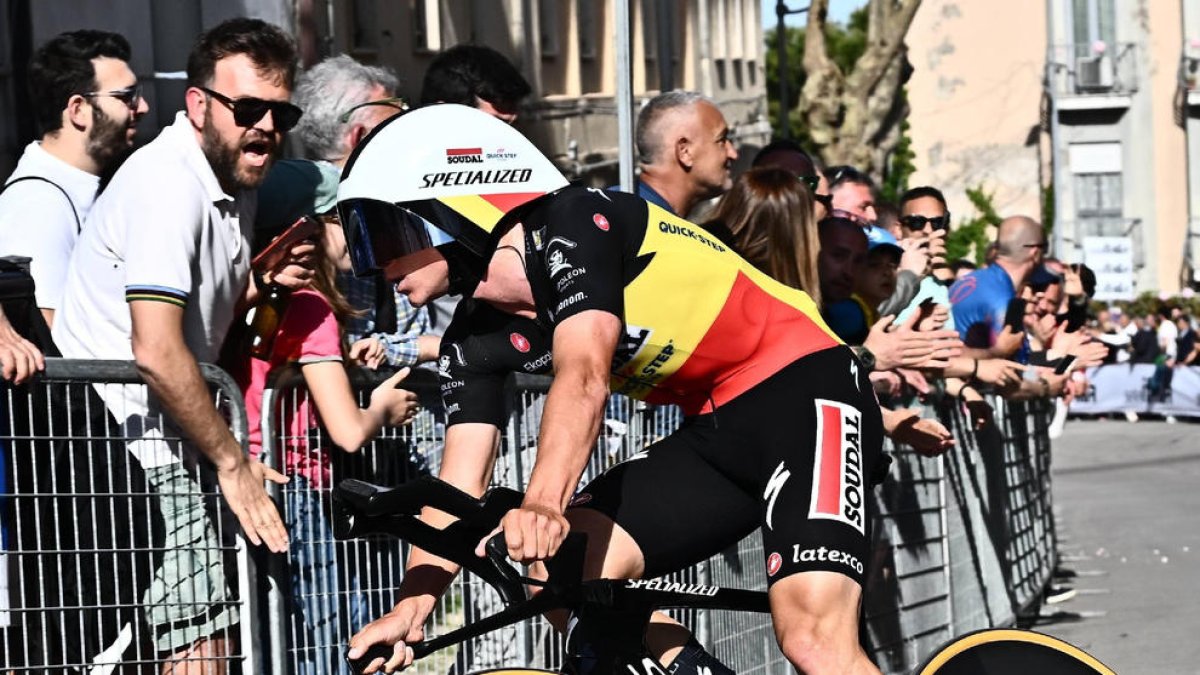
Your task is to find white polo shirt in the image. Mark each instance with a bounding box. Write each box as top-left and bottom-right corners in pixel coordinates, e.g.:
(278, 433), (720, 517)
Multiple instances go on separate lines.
(54, 112), (255, 465)
(0, 141), (100, 310)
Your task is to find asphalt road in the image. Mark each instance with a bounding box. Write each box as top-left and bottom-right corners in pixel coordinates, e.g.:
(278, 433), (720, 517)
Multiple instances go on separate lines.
(1037, 418), (1200, 674)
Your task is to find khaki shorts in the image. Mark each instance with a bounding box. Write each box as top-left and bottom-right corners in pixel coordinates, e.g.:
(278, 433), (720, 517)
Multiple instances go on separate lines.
(142, 462), (239, 654)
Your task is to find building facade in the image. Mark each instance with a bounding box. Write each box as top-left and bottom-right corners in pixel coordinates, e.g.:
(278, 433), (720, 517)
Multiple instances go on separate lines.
(907, 0), (1198, 296)
(0, 0), (770, 188)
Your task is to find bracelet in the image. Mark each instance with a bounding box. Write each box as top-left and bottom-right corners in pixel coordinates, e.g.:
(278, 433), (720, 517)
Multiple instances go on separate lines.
(969, 358), (979, 381)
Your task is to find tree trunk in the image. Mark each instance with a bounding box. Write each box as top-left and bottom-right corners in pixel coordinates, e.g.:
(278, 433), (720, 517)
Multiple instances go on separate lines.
(800, 0), (921, 176)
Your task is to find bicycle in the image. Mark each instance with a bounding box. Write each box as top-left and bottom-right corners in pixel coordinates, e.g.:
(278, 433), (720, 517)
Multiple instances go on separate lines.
(333, 475), (770, 674)
(334, 476), (1117, 675)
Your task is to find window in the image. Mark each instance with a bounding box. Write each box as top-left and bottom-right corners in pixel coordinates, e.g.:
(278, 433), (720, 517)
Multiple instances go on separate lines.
(349, 0), (379, 54)
(1069, 142), (1123, 237)
(1075, 172), (1123, 236)
(412, 0), (441, 52)
(577, 0), (597, 60)
(540, 0), (559, 58)
(1071, 0), (1116, 47)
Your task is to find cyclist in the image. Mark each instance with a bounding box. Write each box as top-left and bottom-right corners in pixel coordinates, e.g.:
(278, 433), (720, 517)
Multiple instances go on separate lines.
(339, 105), (952, 674)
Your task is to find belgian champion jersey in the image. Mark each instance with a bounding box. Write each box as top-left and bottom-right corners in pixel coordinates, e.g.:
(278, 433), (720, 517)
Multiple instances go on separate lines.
(518, 187), (842, 416)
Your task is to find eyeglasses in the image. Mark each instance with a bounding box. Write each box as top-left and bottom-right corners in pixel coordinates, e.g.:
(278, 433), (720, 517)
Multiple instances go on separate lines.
(1024, 241), (1049, 251)
(338, 97), (408, 123)
(198, 86), (303, 132)
(813, 193), (833, 209)
(82, 83), (143, 111)
(900, 214), (951, 232)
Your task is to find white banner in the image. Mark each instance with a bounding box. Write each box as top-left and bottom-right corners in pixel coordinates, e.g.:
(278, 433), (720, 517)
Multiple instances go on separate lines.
(1083, 236), (1135, 301)
(1069, 364), (1200, 417)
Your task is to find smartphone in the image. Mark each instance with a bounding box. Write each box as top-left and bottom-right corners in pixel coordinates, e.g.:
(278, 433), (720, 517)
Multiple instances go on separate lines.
(1004, 298), (1027, 333)
(252, 215), (321, 274)
(1053, 354), (1077, 375)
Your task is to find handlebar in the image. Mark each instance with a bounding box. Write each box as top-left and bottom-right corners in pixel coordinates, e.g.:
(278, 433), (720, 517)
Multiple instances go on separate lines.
(334, 476), (769, 674)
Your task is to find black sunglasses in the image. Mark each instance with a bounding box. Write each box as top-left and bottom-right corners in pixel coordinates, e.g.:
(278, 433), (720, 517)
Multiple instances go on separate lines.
(199, 86), (303, 132)
(813, 192), (833, 209)
(900, 214), (951, 231)
(82, 83), (143, 110)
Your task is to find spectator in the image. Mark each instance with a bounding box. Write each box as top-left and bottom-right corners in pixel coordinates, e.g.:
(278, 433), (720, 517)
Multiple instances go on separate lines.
(0, 30), (148, 329)
(237, 162), (419, 672)
(876, 201), (902, 239)
(708, 166), (821, 305)
(751, 139), (833, 220)
(419, 44), (533, 336)
(1175, 314), (1197, 366)
(418, 44), (531, 123)
(950, 215), (1046, 360)
(1128, 314), (1159, 364)
(284, 54), (437, 368)
(817, 216), (868, 310)
(823, 164), (876, 226)
(633, 90), (738, 219)
(52, 18), (302, 671)
(825, 226), (903, 344)
(894, 187), (954, 327)
(1150, 305), (1179, 412)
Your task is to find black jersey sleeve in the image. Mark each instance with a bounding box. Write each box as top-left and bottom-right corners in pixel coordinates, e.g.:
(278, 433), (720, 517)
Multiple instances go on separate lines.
(439, 299), (553, 428)
(534, 189), (640, 326)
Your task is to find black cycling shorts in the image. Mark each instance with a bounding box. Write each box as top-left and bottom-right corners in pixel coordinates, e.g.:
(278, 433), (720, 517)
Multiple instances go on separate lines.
(570, 346), (884, 587)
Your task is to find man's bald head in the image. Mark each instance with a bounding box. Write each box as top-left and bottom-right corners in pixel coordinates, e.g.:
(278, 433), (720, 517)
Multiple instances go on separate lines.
(995, 216), (1046, 263)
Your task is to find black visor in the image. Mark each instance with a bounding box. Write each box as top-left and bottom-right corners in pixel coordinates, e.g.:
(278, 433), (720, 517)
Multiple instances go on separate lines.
(338, 198), (456, 278)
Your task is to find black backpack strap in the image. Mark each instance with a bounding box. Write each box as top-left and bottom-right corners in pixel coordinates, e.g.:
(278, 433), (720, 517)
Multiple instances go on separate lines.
(1, 175), (82, 233)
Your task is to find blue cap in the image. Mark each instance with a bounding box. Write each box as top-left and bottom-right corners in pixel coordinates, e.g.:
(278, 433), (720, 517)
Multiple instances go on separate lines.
(865, 226), (903, 258)
(256, 159), (341, 232)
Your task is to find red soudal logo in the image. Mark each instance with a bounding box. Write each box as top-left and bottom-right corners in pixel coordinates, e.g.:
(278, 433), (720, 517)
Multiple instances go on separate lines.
(593, 213), (610, 231)
(446, 147), (483, 164)
(809, 399), (865, 534)
(510, 332), (531, 353)
(767, 552), (783, 577)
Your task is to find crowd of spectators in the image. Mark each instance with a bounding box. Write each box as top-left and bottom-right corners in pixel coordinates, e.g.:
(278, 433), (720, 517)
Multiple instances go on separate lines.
(0, 17), (1146, 674)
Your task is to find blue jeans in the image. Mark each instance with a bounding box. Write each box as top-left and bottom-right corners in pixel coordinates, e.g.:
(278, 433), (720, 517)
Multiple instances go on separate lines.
(286, 477), (369, 675)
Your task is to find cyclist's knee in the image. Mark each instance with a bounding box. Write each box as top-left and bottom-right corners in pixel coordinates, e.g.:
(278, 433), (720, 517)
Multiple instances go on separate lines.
(769, 571), (873, 674)
(566, 507), (645, 579)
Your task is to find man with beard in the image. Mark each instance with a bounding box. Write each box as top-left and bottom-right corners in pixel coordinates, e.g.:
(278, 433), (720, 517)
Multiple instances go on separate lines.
(0, 29), (147, 330)
(52, 18), (302, 673)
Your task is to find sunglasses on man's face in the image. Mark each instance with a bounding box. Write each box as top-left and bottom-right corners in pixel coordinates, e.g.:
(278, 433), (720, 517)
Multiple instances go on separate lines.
(199, 87), (303, 132)
(900, 214), (951, 232)
(813, 192), (833, 209)
(82, 83), (143, 111)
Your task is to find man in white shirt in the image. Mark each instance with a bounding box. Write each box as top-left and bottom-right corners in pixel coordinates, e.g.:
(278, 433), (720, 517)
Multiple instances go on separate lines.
(53, 18), (304, 672)
(0, 29), (147, 329)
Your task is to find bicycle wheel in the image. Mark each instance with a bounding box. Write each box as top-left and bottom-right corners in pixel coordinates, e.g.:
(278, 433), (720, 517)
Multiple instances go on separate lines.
(916, 628), (1116, 675)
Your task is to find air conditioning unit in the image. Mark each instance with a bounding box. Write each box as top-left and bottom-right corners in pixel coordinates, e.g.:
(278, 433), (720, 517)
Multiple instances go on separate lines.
(1076, 55), (1114, 92)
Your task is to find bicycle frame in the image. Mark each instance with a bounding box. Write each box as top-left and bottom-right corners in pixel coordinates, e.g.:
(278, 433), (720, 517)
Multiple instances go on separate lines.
(334, 476), (771, 674)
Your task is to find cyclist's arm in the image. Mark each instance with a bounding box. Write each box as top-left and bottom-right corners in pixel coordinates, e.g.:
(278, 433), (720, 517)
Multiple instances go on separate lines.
(522, 310), (619, 523)
(394, 423), (501, 601)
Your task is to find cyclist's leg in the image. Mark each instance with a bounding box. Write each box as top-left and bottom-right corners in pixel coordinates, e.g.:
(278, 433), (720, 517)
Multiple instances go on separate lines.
(709, 347), (883, 673)
(558, 421), (760, 670)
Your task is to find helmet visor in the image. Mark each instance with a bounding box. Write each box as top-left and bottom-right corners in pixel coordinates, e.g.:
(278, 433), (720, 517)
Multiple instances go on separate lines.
(339, 198), (455, 277)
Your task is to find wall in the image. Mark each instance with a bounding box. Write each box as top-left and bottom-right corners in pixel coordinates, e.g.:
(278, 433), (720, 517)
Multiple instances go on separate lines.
(905, 0), (1046, 226)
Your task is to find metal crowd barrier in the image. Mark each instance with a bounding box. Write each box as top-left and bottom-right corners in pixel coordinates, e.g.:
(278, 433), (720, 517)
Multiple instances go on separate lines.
(1, 360), (1060, 675)
(1, 359), (254, 674)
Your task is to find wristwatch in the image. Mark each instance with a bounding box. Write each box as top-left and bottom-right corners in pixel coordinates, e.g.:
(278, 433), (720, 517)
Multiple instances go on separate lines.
(854, 345), (876, 373)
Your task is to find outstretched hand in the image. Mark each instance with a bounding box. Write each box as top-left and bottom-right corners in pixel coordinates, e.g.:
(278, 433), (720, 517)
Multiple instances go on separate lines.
(881, 407), (955, 457)
(866, 311), (962, 371)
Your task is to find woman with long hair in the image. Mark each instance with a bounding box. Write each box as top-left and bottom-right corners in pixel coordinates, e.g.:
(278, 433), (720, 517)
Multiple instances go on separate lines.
(707, 166), (822, 307)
